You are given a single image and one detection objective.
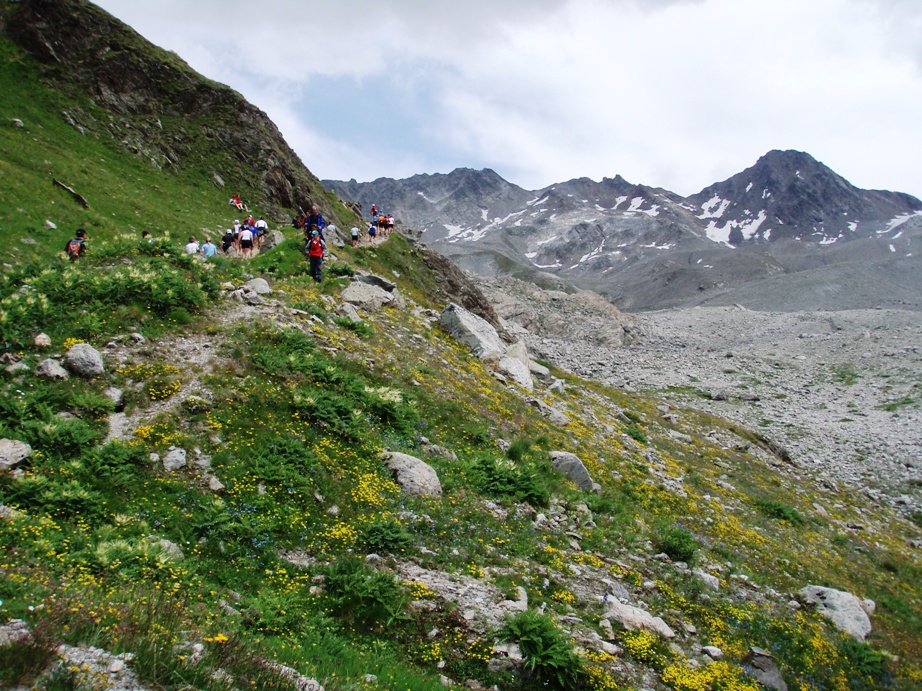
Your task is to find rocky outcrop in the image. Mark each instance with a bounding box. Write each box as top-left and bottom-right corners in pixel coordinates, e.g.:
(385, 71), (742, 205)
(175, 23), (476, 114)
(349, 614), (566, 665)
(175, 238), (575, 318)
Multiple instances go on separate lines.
(440, 303), (505, 363)
(742, 646), (788, 691)
(342, 281), (401, 311)
(36, 358), (70, 380)
(379, 451), (442, 497)
(799, 586), (873, 641)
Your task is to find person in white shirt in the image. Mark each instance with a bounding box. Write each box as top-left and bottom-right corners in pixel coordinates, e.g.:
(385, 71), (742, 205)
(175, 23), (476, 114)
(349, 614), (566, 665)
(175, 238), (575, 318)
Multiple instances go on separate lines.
(184, 236), (199, 255)
(237, 226), (254, 258)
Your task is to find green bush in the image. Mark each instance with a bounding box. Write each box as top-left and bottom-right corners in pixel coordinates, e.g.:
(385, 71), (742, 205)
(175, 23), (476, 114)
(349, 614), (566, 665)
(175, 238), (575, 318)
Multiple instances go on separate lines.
(652, 523), (698, 563)
(470, 456), (549, 506)
(625, 425), (648, 445)
(323, 558), (408, 630)
(498, 610), (586, 690)
(754, 498), (805, 525)
(358, 518), (414, 555)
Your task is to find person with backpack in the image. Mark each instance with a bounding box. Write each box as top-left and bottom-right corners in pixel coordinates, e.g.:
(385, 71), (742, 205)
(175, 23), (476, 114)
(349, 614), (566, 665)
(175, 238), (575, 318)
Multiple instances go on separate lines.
(306, 206), (326, 239)
(221, 229), (235, 253)
(306, 228), (326, 282)
(64, 229), (87, 261)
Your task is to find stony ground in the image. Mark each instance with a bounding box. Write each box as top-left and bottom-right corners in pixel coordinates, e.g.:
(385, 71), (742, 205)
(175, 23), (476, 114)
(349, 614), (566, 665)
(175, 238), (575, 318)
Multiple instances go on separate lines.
(481, 277), (922, 516)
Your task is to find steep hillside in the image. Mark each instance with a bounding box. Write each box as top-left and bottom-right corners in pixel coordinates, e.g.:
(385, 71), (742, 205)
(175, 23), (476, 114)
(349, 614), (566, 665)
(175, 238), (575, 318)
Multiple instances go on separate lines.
(0, 0), (351, 264)
(325, 153), (922, 311)
(1, 3), (921, 691)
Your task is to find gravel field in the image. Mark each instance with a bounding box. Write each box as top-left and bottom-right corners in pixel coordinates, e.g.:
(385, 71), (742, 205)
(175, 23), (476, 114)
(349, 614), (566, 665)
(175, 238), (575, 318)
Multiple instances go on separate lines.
(503, 292), (922, 514)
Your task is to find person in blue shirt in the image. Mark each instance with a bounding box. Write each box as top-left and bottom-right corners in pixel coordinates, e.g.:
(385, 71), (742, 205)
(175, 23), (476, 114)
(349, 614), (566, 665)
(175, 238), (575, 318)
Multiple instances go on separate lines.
(305, 205), (326, 240)
(200, 237), (217, 258)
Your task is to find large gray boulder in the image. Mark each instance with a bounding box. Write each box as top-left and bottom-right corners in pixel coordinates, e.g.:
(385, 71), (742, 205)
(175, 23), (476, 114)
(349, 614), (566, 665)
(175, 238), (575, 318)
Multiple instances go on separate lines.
(440, 303), (504, 364)
(162, 447), (187, 472)
(603, 598), (675, 638)
(549, 451), (600, 492)
(342, 282), (399, 311)
(499, 341), (534, 390)
(63, 343), (105, 378)
(379, 451), (442, 497)
(799, 586), (873, 640)
(0, 439), (32, 470)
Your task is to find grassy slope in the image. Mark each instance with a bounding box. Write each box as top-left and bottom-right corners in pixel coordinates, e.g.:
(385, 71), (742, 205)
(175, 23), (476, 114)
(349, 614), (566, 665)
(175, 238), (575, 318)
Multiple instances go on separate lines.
(0, 23), (921, 691)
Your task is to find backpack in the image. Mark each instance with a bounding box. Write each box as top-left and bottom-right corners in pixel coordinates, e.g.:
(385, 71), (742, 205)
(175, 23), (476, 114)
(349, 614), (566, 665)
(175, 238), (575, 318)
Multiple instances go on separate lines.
(65, 238), (83, 260)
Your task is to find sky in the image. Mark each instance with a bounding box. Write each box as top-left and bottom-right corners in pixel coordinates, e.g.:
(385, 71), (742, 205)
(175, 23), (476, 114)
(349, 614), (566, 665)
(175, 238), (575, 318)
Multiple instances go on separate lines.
(93, 0), (922, 198)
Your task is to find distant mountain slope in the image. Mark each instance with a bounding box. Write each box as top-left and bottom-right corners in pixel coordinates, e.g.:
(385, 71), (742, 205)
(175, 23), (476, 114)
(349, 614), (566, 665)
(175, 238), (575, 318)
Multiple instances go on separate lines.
(325, 151), (922, 311)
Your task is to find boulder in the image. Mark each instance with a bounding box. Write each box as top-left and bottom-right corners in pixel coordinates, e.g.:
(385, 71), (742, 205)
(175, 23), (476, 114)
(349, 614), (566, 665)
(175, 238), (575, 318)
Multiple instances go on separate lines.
(742, 646), (788, 691)
(63, 343), (105, 378)
(799, 586), (872, 640)
(0, 439), (32, 470)
(529, 360), (551, 381)
(692, 569), (720, 591)
(162, 447), (187, 472)
(34, 332), (52, 347)
(243, 277), (272, 295)
(380, 451), (442, 497)
(103, 387), (124, 408)
(498, 355), (533, 391)
(439, 303), (504, 364)
(604, 598), (675, 638)
(0, 619), (32, 647)
(549, 451), (600, 492)
(356, 273), (397, 292)
(342, 281), (398, 311)
(336, 302), (362, 323)
(259, 230), (286, 252)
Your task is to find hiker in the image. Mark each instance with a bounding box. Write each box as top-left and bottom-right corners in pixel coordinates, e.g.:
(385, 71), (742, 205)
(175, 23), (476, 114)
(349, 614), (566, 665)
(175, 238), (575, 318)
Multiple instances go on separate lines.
(306, 206), (326, 238)
(351, 226), (360, 247)
(386, 215), (395, 236)
(368, 222), (376, 241)
(64, 229), (87, 261)
(221, 229), (235, 253)
(200, 237), (217, 258)
(255, 216), (268, 247)
(237, 225), (255, 258)
(370, 203), (377, 219)
(142, 230), (153, 243)
(306, 229), (326, 282)
(184, 236), (199, 255)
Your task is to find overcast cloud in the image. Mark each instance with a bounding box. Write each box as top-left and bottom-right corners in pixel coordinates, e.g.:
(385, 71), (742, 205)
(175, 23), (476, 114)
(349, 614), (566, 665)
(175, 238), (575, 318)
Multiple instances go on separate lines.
(94, 0), (922, 197)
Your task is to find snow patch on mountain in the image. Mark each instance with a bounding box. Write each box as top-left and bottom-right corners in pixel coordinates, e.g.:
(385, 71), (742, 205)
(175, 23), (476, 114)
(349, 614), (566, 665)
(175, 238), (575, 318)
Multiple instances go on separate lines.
(698, 195), (731, 220)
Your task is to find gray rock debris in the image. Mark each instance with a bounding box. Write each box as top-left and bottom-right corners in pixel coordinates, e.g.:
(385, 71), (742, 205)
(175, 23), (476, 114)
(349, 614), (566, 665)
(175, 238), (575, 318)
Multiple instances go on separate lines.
(799, 585), (873, 640)
(0, 618), (31, 646)
(550, 451), (600, 492)
(380, 451), (442, 497)
(64, 342), (105, 378)
(54, 644), (147, 691)
(0, 438), (32, 470)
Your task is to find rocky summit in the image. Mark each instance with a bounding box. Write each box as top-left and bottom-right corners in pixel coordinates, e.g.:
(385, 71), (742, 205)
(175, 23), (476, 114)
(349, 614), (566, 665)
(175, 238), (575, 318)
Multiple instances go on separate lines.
(325, 152), (922, 312)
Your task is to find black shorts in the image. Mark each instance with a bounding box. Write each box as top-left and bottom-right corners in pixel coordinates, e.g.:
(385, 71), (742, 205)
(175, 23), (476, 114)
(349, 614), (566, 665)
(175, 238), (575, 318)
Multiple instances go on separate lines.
(241, 239), (253, 249)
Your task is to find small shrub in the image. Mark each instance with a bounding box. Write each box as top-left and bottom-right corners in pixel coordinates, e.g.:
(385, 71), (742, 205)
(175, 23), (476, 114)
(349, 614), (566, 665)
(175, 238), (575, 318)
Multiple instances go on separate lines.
(470, 456), (549, 506)
(332, 316), (373, 337)
(498, 610), (586, 690)
(754, 498), (805, 525)
(358, 519), (414, 555)
(323, 558), (409, 630)
(653, 523), (697, 563)
(328, 262), (355, 277)
(838, 639), (891, 688)
(625, 425), (648, 445)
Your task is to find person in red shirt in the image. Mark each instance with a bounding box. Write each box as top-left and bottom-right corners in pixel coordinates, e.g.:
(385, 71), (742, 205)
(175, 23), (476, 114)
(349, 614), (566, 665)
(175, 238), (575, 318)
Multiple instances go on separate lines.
(306, 227), (326, 282)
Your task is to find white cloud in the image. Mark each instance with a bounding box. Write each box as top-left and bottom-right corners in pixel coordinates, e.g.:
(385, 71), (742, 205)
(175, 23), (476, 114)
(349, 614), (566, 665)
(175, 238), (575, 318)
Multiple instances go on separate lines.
(95, 0), (922, 197)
